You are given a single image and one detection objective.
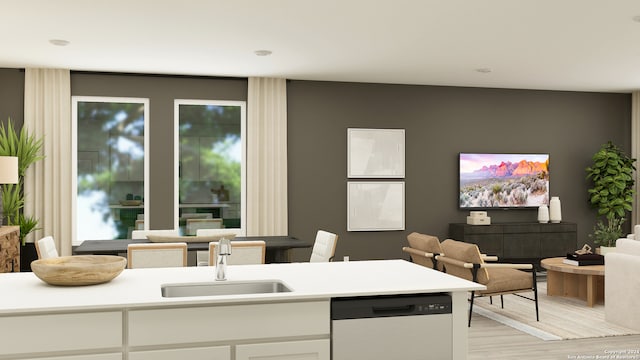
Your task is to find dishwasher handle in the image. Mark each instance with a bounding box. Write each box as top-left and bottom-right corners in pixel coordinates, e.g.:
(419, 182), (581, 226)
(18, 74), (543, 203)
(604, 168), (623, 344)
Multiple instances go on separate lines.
(372, 304), (415, 316)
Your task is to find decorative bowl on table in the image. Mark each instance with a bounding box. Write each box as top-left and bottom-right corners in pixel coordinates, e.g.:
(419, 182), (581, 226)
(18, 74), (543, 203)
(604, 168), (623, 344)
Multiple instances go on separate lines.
(31, 255), (127, 286)
(119, 200), (142, 206)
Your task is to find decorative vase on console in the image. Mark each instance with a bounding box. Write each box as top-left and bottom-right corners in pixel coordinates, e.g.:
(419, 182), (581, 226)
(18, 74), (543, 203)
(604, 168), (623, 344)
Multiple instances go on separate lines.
(549, 196), (562, 223)
(537, 205), (549, 223)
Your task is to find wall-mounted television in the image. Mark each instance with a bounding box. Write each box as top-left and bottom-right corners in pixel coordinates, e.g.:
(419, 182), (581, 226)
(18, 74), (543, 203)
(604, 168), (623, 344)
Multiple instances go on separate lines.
(459, 153), (549, 209)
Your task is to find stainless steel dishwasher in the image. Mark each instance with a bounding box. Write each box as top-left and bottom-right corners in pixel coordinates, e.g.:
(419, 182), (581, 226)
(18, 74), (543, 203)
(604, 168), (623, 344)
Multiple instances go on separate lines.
(331, 293), (452, 359)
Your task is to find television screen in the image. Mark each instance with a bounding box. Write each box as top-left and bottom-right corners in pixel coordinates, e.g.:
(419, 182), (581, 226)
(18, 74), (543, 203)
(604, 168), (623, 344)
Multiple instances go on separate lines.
(459, 153), (549, 209)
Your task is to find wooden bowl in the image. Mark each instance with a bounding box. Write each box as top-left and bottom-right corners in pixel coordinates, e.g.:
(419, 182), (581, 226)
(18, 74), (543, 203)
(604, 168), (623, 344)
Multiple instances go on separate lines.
(31, 255), (127, 286)
(119, 200), (142, 206)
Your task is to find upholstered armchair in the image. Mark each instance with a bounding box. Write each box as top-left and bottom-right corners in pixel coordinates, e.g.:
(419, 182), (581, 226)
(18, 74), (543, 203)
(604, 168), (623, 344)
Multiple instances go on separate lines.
(605, 238), (640, 331)
(436, 239), (539, 326)
(402, 232), (444, 270)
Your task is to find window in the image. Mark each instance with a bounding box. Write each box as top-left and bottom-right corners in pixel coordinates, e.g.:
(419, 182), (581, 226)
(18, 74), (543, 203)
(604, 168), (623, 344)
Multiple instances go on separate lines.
(72, 97), (149, 244)
(174, 100), (246, 235)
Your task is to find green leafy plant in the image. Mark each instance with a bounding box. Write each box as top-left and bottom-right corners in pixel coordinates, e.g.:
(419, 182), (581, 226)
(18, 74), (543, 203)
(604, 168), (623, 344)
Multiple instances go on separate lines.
(585, 141), (636, 247)
(0, 118), (44, 244)
(17, 214), (41, 245)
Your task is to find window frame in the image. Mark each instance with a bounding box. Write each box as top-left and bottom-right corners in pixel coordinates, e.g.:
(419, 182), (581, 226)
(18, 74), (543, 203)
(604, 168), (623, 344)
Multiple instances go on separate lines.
(173, 99), (247, 235)
(71, 96), (150, 245)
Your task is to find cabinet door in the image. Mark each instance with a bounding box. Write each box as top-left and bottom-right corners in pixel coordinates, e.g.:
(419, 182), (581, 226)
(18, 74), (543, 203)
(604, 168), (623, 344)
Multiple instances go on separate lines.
(130, 346), (230, 360)
(503, 233), (540, 259)
(465, 234), (503, 258)
(25, 354), (122, 360)
(1, 311), (122, 355)
(540, 233), (577, 257)
(236, 339), (329, 360)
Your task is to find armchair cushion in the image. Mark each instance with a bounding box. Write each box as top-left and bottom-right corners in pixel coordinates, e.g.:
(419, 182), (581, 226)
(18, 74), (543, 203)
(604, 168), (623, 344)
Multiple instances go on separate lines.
(482, 268), (533, 294)
(440, 239), (489, 284)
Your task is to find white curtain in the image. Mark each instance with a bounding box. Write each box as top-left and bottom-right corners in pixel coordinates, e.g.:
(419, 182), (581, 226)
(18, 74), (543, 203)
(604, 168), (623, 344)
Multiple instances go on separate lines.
(24, 68), (72, 256)
(246, 78), (288, 236)
(633, 91), (640, 226)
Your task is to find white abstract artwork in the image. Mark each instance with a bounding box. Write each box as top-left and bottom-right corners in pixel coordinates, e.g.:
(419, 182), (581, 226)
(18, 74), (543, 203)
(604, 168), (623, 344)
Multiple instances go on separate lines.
(347, 128), (405, 178)
(347, 181), (405, 231)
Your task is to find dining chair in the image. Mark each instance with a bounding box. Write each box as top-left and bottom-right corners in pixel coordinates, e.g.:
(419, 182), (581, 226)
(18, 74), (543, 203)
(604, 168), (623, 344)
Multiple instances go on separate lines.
(35, 236), (59, 259)
(309, 230), (338, 262)
(127, 242), (188, 269)
(196, 228), (240, 237)
(186, 218), (223, 235)
(131, 229), (179, 239)
(208, 240), (266, 265)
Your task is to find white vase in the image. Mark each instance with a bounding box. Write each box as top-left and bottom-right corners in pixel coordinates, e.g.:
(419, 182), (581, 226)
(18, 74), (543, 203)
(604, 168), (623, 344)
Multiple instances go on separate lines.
(549, 196), (562, 223)
(537, 205), (549, 223)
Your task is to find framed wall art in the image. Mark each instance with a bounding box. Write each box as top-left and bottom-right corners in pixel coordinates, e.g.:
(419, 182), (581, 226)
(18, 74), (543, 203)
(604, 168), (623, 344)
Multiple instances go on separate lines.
(347, 128), (405, 178)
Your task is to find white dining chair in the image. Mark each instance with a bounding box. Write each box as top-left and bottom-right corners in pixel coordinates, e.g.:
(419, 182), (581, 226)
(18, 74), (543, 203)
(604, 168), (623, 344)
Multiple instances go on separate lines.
(208, 241), (266, 266)
(186, 218), (223, 235)
(127, 242), (188, 269)
(35, 236), (59, 259)
(131, 229), (179, 239)
(310, 230), (338, 262)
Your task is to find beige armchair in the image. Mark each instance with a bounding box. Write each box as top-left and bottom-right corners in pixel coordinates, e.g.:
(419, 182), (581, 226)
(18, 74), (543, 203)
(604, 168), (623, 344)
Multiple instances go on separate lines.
(436, 239), (538, 326)
(402, 232), (443, 270)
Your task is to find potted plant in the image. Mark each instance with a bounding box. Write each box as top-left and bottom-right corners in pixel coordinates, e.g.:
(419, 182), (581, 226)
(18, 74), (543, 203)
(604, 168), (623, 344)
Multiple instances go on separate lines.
(0, 118), (44, 270)
(585, 141), (636, 253)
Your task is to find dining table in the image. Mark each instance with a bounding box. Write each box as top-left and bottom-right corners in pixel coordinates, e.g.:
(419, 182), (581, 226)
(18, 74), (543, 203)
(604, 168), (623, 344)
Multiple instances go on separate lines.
(73, 236), (313, 264)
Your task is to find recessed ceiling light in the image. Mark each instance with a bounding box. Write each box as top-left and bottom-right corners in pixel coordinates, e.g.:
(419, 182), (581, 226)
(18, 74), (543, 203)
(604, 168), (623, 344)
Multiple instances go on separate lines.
(475, 68), (492, 73)
(254, 50), (272, 56)
(49, 39), (70, 46)
(633, 15), (640, 23)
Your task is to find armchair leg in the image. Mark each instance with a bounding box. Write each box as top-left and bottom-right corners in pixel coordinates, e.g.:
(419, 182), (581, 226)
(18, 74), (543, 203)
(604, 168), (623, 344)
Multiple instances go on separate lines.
(500, 294), (504, 308)
(468, 291), (475, 327)
(489, 296), (493, 305)
(533, 270), (539, 321)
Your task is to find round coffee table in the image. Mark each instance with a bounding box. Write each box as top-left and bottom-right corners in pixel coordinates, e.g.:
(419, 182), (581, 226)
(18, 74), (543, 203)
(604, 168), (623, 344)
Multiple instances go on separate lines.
(540, 257), (605, 307)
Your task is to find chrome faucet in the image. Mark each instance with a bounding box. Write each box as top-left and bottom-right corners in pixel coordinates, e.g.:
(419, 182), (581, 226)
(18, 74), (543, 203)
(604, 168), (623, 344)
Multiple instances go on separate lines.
(215, 238), (232, 281)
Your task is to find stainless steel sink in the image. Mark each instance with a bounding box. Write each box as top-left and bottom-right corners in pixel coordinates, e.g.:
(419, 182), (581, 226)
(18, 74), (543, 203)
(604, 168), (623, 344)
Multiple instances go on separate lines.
(161, 280), (293, 298)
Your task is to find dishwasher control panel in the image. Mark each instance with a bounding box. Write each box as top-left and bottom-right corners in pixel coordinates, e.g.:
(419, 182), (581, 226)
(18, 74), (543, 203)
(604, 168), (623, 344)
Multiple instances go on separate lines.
(331, 293), (452, 320)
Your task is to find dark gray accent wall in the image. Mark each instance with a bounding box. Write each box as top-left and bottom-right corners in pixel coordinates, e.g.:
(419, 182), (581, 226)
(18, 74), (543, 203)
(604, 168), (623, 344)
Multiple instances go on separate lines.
(0, 68), (25, 127)
(71, 73), (248, 229)
(287, 81), (631, 262)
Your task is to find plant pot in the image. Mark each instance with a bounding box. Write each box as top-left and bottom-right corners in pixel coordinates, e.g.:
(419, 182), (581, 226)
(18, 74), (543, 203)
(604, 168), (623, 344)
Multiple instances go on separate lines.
(596, 246), (616, 255)
(20, 243), (38, 272)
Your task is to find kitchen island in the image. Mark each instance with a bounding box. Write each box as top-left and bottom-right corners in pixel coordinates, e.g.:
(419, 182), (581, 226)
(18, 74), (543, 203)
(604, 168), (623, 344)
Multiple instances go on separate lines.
(0, 259), (483, 360)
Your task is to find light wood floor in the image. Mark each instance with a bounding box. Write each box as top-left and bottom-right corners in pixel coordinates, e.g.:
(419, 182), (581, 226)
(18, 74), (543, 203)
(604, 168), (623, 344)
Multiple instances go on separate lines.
(468, 312), (640, 360)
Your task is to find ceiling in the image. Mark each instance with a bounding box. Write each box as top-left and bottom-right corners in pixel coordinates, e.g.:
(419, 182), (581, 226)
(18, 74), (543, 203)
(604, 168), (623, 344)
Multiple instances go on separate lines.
(3, 0), (640, 93)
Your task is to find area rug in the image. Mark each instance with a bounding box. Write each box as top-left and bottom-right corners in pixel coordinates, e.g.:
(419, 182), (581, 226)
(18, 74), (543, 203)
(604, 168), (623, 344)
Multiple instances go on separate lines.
(471, 282), (640, 341)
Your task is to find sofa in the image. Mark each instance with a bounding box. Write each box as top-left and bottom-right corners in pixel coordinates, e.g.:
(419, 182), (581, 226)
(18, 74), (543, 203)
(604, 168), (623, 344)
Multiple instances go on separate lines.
(626, 224), (640, 239)
(605, 238), (640, 331)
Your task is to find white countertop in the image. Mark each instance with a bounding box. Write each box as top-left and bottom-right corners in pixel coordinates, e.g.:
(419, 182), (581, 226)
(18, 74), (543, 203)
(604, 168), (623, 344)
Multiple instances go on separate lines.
(0, 260), (484, 314)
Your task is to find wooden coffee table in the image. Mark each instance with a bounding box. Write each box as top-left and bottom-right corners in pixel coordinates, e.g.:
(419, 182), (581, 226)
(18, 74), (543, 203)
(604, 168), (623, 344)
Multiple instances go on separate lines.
(540, 257), (605, 307)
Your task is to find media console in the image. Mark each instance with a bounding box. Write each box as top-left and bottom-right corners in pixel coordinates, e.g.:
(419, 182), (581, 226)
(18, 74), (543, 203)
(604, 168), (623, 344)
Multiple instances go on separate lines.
(449, 222), (577, 263)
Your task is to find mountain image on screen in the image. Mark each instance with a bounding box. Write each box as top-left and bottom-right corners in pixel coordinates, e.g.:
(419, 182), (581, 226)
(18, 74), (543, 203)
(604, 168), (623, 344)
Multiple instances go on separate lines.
(459, 153), (549, 209)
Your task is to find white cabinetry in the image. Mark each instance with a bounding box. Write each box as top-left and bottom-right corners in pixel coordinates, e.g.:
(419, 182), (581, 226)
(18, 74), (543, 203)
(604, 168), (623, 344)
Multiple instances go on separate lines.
(0, 311), (122, 359)
(128, 301), (329, 359)
(236, 339), (330, 360)
(130, 346), (231, 360)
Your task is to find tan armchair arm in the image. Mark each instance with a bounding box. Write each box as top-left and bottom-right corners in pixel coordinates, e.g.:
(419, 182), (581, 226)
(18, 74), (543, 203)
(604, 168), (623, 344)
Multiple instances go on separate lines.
(480, 263), (533, 270)
(435, 255), (472, 268)
(402, 247), (435, 258)
(436, 255), (532, 270)
(481, 254), (499, 262)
